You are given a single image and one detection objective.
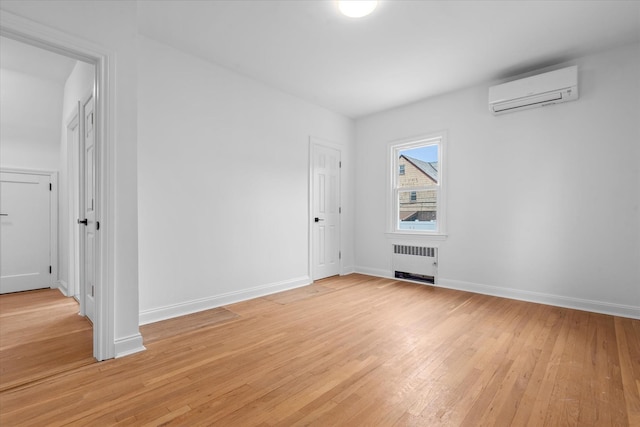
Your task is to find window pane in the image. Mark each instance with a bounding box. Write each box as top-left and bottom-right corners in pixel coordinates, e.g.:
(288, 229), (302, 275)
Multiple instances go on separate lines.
(397, 145), (438, 188)
(391, 134), (444, 234)
(399, 189), (437, 231)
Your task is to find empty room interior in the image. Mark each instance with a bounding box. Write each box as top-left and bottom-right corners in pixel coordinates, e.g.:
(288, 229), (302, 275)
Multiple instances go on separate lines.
(0, 1), (639, 425)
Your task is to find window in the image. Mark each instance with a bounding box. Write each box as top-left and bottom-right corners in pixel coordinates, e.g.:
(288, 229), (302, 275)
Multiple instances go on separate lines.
(389, 132), (446, 235)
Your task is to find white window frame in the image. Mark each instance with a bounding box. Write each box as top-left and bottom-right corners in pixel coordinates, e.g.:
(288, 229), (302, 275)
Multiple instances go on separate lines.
(387, 131), (447, 239)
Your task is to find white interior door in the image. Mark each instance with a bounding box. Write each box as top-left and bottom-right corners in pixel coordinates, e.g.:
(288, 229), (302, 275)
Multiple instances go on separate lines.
(0, 172), (51, 293)
(79, 96), (96, 323)
(311, 143), (341, 280)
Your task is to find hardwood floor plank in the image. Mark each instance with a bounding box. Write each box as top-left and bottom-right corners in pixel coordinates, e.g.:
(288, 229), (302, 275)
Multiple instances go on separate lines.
(616, 316), (640, 426)
(263, 283), (336, 305)
(140, 306), (238, 345)
(510, 307), (564, 426)
(0, 289), (94, 392)
(0, 274), (638, 426)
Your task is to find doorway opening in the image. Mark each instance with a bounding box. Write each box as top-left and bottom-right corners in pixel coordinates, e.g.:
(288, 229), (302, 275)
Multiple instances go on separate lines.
(1, 13), (113, 362)
(0, 35), (97, 388)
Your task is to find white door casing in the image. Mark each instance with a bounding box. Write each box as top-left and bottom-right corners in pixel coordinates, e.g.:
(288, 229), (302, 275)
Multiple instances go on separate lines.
(311, 142), (341, 280)
(67, 114), (81, 302)
(79, 96), (96, 323)
(0, 171), (54, 293)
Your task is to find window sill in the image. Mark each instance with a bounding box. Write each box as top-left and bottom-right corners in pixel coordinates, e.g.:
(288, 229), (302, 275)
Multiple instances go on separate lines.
(385, 232), (448, 242)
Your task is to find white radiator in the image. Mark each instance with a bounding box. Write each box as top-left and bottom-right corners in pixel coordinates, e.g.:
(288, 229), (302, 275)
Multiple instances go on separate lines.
(392, 244), (438, 284)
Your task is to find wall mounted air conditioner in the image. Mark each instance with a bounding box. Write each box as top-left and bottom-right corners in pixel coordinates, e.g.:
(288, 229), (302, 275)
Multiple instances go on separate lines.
(488, 65), (578, 115)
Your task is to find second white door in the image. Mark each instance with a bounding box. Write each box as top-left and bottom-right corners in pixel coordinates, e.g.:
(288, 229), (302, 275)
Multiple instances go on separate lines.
(79, 96), (96, 323)
(0, 172), (51, 294)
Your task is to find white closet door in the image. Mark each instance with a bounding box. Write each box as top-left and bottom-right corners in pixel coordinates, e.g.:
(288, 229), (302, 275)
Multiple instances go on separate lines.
(1, 172), (51, 294)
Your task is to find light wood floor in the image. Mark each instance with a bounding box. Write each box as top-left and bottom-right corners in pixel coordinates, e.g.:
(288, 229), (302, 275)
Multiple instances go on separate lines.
(0, 274), (638, 426)
(0, 289), (94, 392)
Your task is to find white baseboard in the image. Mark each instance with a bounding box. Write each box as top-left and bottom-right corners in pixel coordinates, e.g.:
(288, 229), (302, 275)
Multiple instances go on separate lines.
(139, 275), (312, 325)
(55, 280), (69, 297)
(353, 266), (393, 279)
(437, 278), (639, 320)
(353, 266), (639, 320)
(115, 333), (146, 358)
(341, 265), (355, 275)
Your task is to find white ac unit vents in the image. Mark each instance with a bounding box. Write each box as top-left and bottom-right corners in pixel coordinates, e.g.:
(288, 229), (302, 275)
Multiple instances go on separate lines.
(489, 66), (578, 115)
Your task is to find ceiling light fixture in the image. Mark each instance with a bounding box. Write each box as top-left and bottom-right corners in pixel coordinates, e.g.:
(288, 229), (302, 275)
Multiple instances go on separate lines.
(338, 1), (378, 18)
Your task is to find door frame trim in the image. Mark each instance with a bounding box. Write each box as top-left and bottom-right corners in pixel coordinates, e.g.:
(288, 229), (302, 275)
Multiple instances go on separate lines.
(0, 168), (58, 291)
(308, 137), (343, 281)
(64, 110), (81, 306)
(1, 11), (114, 360)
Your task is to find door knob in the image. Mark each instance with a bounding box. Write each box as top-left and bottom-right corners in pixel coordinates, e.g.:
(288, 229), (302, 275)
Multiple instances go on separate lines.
(314, 217), (324, 222)
(78, 218), (88, 225)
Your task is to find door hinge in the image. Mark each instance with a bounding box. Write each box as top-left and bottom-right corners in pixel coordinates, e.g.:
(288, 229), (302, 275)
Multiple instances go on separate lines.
(339, 161), (342, 168)
(49, 266), (52, 274)
(92, 286), (94, 297)
(96, 221), (100, 230)
(339, 207), (342, 214)
(339, 251), (342, 260)
(49, 183), (52, 191)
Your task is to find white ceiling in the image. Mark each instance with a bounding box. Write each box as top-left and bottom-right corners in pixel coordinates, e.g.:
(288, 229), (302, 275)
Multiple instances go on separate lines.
(138, 0), (640, 118)
(0, 36), (77, 84)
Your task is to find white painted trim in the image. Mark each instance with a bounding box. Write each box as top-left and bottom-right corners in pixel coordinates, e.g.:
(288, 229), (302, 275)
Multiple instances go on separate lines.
(385, 233), (448, 245)
(65, 113), (80, 305)
(1, 11), (115, 361)
(341, 265), (355, 275)
(63, 89), (94, 128)
(354, 266), (393, 279)
(139, 276), (312, 325)
(308, 140), (313, 281)
(114, 334), (145, 358)
(56, 279), (69, 297)
(308, 137), (343, 281)
(0, 167), (57, 175)
(437, 278), (640, 320)
(0, 168), (58, 290)
(56, 286), (67, 298)
(50, 173), (58, 287)
(353, 266), (639, 320)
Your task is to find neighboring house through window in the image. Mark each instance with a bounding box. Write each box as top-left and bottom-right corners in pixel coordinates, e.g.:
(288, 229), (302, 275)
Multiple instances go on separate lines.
(389, 132), (446, 235)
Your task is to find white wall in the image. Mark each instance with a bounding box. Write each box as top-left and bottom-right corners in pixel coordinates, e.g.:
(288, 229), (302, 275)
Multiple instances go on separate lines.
(0, 68), (63, 170)
(355, 43), (640, 317)
(137, 36), (354, 323)
(0, 0), (141, 355)
(58, 60), (94, 293)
